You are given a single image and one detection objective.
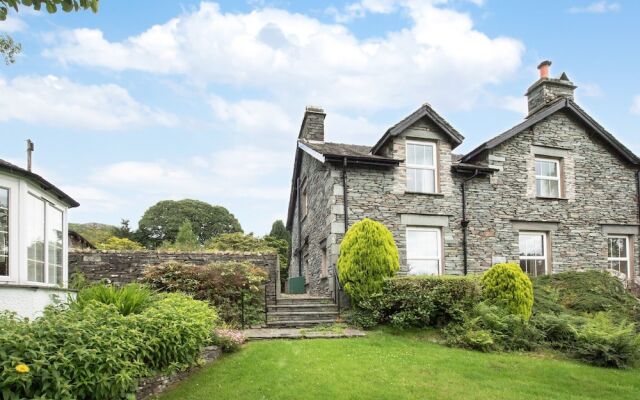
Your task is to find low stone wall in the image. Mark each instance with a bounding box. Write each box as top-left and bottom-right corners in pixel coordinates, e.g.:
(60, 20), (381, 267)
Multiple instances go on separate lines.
(69, 250), (280, 299)
(136, 345), (221, 399)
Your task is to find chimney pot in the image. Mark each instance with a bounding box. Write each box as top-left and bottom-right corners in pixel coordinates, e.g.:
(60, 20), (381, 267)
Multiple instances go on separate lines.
(537, 60), (552, 79)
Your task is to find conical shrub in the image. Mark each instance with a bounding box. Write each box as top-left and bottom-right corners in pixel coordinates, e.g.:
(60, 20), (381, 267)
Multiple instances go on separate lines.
(481, 263), (534, 320)
(337, 218), (399, 305)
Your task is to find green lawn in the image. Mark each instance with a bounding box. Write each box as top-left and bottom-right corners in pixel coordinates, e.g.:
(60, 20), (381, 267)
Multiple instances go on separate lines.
(160, 330), (640, 400)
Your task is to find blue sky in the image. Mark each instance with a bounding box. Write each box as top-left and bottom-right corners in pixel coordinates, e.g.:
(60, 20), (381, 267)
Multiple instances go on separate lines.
(2, 0), (639, 235)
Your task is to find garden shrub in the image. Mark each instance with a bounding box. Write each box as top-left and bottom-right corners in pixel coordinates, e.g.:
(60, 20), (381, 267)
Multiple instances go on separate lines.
(343, 307), (380, 330)
(212, 328), (246, 353)
(481, 263), (534, 320)
(368, 276), (481, 329)
(143, 260), (268, 327)
(337, 218), (400, 305)
(444, 302), (542, 352)
(0, 293), (216, 400)
(533, 270), (640, 324)
(73, 283), (153, 315)
(570, 313), (640, 368)
(98, 236), (145, 250)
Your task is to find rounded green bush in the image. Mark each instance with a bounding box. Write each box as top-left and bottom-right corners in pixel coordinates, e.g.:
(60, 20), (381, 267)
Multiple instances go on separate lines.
(481, 263), (534, 320)
(337, 218), (399, 305)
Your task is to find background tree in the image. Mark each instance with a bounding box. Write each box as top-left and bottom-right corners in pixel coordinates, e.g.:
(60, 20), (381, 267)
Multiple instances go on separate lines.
(0, 0), (98, 64)
(114, 219), (133, 240)
(268, 220), (291, 246)
(174, 220), (199, 251)
(137, 199), (242, 248)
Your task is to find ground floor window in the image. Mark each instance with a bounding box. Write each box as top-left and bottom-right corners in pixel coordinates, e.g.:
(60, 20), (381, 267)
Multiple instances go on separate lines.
(519, 232), (548, 277)
(607, 236), (629, 276)
(406, 227), (441, 275)
(0, 187), (8, 276)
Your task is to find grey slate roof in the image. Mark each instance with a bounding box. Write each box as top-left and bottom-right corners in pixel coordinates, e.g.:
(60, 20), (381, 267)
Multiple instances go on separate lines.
(0, 159), (80, 207)
(371, 103), (465, 154)
(461, 98), (640, 165)
(302, 141), (397, 162)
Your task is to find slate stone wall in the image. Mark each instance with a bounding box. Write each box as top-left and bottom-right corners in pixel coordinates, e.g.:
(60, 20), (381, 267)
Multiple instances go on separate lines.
(69, 250), (280, 299)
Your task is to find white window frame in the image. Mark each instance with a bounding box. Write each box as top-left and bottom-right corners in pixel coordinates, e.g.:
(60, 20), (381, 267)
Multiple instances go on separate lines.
(519, 231), (549, 277)
(607, 235), (630, 275)
(406, 227), (442, 275)
(0, 186), (9, 278)
(406, 140), (438, 194)
(535, 157), (561, 198)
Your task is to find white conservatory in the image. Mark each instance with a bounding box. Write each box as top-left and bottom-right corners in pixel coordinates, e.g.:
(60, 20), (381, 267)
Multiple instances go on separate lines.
(0, 158), (79, 319)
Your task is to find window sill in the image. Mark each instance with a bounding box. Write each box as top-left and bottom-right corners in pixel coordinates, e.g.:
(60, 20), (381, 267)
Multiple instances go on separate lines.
(535, 196), (568, 201)
(404, 191), (444, 197)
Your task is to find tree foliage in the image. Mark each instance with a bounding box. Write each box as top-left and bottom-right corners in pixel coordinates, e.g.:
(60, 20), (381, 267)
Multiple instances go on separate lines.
(98, 236), (144, 251)
(269, 219), (291, 245)
(337, 218), (400, 305)
(0, 0), (99, 21)
(0, 34), (20, 64)
(174, 220), (199, 250)
(113, 219), (133, 240)
(137, 199), (242, 248)
(481, 263), (534, 320)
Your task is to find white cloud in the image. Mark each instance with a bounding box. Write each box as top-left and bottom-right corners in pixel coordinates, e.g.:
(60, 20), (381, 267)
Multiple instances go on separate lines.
(499, 95), (527, 115)
(61, 185), (123, 212)
(209, 96), (295, 135)
(630, 95), (640, 115)
(578, 83), (603, 98)
(0, 15), (26, 33)
(0, 75), (177, 130)
(568, 1), (620, 14)
(44, 1), (524, 113)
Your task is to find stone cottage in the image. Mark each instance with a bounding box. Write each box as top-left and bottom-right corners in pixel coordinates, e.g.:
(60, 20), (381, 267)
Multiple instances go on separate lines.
(286, 61), (640, 297)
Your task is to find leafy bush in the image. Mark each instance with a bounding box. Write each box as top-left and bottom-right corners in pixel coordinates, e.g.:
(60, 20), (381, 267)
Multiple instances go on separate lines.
(73, 283), (153, 315)
(533, 270), (640, 324)
(343, 308), (379, 330)
(365, 276), (481, 329)
(0, 293), (217, 399)
(481, 263), (534, 320)
(444, 302), (542, 352)
(98, 236), (145, 250)
(142, 261), (268, 327)
(571, 313), (640, 368)
(337, 218), (400, 305)
(212, 328), (246, 353)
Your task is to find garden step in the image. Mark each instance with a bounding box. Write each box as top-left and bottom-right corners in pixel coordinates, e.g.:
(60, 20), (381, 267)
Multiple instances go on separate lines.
(268, 304), (338, 313)
(266, 319), (338, 328)
(273, 297), (334, 306)
(267, 311), (339, 322)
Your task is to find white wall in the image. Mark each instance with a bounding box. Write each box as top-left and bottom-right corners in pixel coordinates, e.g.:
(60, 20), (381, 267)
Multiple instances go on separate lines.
(0, 285), (74, 320)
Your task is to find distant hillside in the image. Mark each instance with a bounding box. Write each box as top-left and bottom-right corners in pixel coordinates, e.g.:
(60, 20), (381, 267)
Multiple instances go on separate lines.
(69, 222), (118, 246)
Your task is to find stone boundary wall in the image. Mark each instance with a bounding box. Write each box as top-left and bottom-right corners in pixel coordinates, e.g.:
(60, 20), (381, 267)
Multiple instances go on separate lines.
(69, 250), (280, 299)
(136, 345), (220, 399)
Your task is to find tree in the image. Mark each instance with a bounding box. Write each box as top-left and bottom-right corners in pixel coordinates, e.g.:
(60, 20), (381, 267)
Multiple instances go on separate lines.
(174, 220), (199, 251)
(137, 199), (242, 248)
(206, 233), (270, 252)
(114, 219), (133, 240)
(269, 220), (291, 246)
(0, 0), (98, 64)
(337, 218), (399, 305)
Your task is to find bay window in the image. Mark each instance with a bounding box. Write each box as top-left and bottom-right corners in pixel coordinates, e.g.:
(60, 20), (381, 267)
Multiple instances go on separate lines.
(607, 236), (629, 276)
(519, 232), (548, 277)
(27, 193), (64, 285)
(406, 227), (441, 275)
(0, 187), (8, 276)
(406, 141), (437, 193)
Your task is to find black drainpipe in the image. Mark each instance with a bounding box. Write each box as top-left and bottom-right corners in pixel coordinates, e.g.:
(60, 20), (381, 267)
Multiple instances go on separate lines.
(462, 169), (480, 275)
(342, 157), (349, 231)
(297, 176), (303, 277)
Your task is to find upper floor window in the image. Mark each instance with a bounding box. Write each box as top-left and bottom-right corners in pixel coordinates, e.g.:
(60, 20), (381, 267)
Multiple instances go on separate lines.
(607, 236), (629, 276)
(519, 231), (548, 277)
(406, 141), (437, 193)
(535, 158), (561, 198)
(406, 227), (441, 275)
(0, 187), (8, 276)
(27, 193), (64, 285)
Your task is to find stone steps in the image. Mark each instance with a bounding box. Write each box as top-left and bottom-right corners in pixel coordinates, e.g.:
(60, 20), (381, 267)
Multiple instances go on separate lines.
(266, 296), (338, 328)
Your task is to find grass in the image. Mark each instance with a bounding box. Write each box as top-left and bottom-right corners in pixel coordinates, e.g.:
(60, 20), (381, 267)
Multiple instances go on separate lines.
(159, 329), (640, 400)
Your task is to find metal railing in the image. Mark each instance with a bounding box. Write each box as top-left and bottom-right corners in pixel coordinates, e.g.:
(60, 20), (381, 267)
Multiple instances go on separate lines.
(331, 264), (342, 313)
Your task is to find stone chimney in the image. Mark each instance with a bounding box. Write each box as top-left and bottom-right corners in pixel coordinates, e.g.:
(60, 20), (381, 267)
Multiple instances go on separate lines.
(298, 106), (326, 142)
(526, 60), (577, 116)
